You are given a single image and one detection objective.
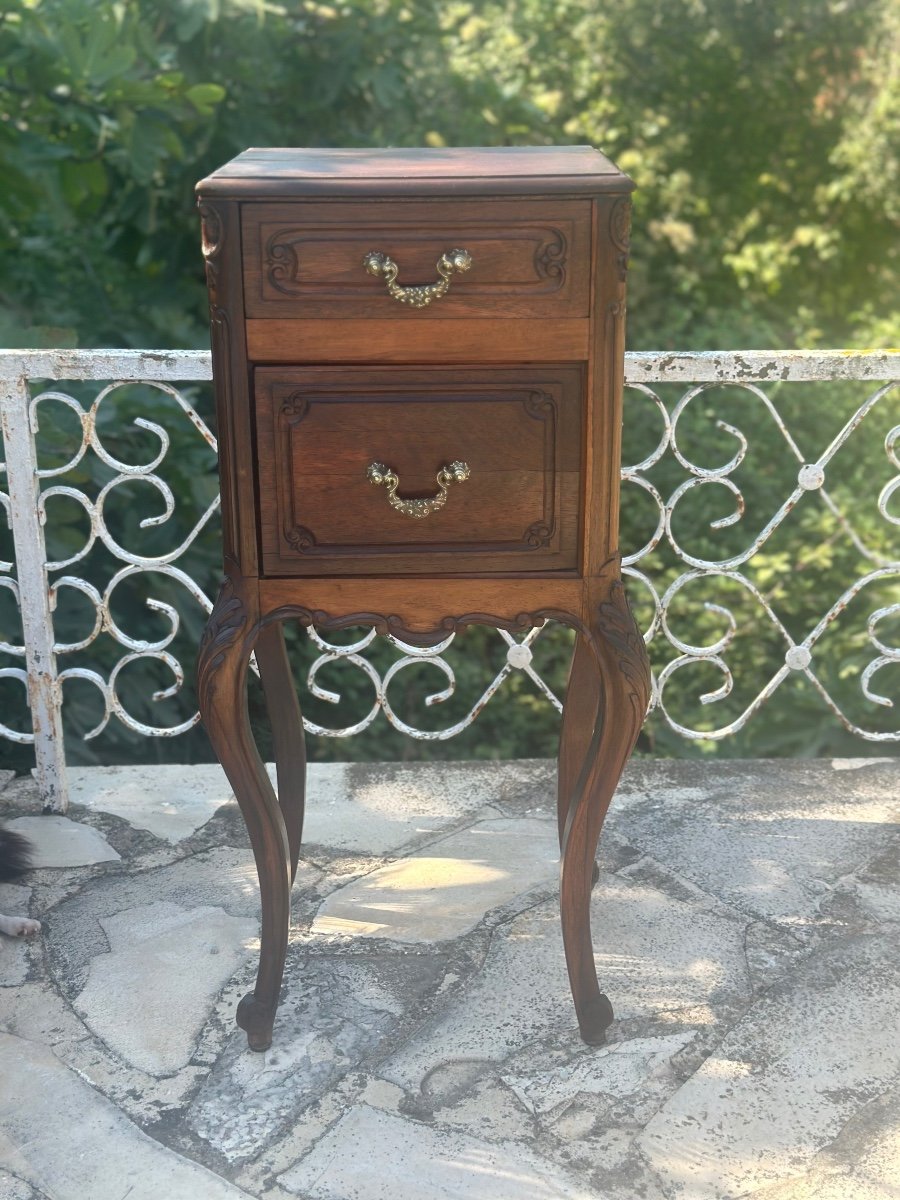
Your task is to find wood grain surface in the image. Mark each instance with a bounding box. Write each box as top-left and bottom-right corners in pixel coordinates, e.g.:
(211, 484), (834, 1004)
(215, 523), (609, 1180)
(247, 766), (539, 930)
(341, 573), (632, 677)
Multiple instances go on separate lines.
(195, 147), (648, 1054)
(254, 365), (583, 576)
(245, 318), (589, 362)
(242, 199), (590, 319)
(197, 145), (634, 198)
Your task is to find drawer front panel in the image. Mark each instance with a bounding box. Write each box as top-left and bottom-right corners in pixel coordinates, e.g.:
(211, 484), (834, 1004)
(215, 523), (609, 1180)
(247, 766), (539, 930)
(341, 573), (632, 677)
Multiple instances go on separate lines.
(242, 201), (591, 319)
(256, 366), (583, 576)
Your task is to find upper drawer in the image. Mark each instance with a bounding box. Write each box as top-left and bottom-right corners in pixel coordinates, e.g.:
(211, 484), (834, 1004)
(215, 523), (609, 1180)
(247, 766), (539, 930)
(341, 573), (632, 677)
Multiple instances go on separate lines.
(241, 200), (591, 319)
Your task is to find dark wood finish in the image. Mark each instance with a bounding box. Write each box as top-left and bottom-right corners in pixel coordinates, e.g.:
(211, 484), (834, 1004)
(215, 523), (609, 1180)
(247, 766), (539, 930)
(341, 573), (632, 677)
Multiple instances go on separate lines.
(255, 622), (306, 882)
(242, 200), (590, 319)
(586, 194), (632, 571)
(199, 200), (258, 576)
(558, 579), (651, 1042)
(196, 146), (649, 1053)
(197, 145), (634, 198)
(255, 365), (582, 576)
(246, 318), (589, 363)
(259, 576), (584, 640)
(196, 575), (290, 1051)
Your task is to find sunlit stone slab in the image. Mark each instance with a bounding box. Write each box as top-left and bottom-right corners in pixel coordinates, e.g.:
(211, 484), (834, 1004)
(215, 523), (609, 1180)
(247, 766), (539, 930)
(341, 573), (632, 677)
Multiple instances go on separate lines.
(70, 764), (237, 843)
(311, 817), (557, 943)
(189, 953), (443, 1162)
(302, 761), (542, 853)
(639, 933), (900, 1198)
(74, 901), (257, 1075)
(0, 1032), (253, 1199)
(613, 758), (900, 923)
(382, 871), (748, 1089)
(4, 815), (120, 868)
(279, 1104), (596, 1199)
(503, 1032), (696, 1114)
(71, 759), (520, 850)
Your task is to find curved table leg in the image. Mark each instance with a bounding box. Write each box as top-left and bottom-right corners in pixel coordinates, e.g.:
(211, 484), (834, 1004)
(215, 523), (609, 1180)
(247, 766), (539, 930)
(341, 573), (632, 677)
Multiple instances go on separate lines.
(558, 631), (601, 887)
(559, 581), (651, 1044)
(198, 580), (291, 1051)
(255, 622), (306, 884)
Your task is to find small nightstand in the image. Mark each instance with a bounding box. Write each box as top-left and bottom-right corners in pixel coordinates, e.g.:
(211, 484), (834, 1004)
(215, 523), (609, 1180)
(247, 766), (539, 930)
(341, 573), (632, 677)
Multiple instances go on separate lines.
(195, 147), (651, 1052)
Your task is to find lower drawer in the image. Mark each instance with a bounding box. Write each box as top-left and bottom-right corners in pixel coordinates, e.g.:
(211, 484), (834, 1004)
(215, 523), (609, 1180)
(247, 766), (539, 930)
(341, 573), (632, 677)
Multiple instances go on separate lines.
(254, 365), (583, 576)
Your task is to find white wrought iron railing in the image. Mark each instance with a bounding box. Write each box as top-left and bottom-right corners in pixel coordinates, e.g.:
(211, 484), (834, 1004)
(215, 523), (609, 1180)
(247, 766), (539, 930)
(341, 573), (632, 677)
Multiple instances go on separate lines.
(1, 348), (898, 811)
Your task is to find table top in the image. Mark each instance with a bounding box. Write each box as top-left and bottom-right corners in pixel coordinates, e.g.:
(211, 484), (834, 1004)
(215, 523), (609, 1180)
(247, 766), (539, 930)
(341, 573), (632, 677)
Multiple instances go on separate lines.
(196, 145), (633, 198)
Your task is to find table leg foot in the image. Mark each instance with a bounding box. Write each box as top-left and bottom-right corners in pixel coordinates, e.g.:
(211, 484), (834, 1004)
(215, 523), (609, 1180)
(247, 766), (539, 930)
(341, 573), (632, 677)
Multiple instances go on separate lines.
(237, 992), (277, 1052)
(578, 992), (615, 1045)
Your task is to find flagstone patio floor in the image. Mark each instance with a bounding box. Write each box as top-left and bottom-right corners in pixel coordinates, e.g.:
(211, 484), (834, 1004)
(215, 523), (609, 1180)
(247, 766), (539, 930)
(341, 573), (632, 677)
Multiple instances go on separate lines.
(1, 755), (899, 1200)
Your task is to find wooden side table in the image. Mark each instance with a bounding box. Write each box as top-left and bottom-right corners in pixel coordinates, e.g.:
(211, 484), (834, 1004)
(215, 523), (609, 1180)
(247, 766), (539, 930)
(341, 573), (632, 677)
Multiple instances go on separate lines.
(195, 147), (651, 1052)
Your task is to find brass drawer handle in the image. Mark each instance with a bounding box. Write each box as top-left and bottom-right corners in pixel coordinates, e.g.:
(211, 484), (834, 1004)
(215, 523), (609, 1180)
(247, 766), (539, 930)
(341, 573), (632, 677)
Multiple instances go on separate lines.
(363, 248), (472, 308)
(366, 460), (470, 518)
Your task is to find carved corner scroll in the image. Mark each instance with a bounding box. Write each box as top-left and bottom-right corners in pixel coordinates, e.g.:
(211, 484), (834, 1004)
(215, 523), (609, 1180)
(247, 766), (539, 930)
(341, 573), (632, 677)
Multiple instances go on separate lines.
(524, 522), (554, 548)
(533, 228), (567, 286)
(265, 233), (301, 295)
(280, 392), (310, 425)
(594, 579), (652, 733)
(197, 576), (248, 711)
(284, 525), (317, 551)
(524, 388), (556, 420)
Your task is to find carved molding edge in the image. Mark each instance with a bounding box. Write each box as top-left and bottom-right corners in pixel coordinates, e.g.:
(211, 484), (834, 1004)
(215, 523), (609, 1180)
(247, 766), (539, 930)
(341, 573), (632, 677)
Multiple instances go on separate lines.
(199, 201), (224, 303)
(280, 525), (557, 557)
(523, 388), (557, 547)
(261, 604), (586, 649)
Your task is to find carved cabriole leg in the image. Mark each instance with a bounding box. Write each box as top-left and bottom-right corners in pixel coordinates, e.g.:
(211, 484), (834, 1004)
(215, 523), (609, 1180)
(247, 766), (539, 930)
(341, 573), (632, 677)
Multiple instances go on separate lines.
(558, 631), (602, 888)
(255, 621), (306, 883)
(559, 579), (651, 1044)
(197, 578), (291, 1051)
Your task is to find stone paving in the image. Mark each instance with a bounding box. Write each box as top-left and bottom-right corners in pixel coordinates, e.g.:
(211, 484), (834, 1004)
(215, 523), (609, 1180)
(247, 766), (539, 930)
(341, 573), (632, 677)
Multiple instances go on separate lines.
(0, 756), (899, 1199)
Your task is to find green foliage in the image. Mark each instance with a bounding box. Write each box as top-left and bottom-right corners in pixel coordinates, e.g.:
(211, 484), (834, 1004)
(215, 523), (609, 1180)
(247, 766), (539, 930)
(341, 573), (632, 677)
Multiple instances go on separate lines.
(3, 0), (897, 349)
(435, 0), (900, 349)
(0, 0), (897, 769)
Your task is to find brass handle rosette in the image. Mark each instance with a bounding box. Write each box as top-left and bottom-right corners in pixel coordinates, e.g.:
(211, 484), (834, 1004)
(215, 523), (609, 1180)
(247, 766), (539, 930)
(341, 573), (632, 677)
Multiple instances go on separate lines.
(366, 460), (470, 518)
(362, 248), (472, 308)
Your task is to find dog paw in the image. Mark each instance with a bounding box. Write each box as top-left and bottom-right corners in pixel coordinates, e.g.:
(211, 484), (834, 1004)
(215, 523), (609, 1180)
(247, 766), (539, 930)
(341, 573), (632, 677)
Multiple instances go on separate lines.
(0, 915), (42, 938)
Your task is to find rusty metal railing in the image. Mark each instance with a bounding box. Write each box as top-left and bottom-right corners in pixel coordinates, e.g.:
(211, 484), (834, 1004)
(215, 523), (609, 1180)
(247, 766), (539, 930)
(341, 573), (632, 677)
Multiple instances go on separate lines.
(1, 349), (898, 811)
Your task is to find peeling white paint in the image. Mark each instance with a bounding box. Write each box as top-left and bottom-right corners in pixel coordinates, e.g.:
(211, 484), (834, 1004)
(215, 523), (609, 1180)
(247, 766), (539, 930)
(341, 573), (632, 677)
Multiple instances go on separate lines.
(0, 349), (897, 806)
